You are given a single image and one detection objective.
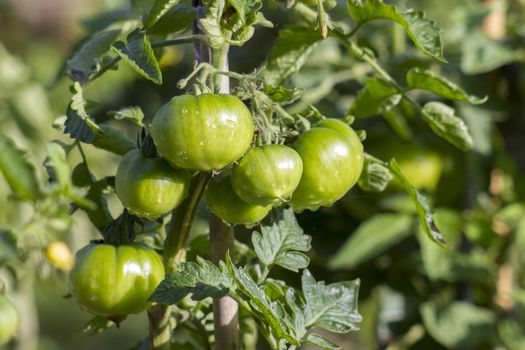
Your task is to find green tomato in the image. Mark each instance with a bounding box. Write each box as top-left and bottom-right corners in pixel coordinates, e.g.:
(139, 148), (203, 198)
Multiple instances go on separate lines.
(151, 94), (254, 171)
(115, 150), (191, 220)
(0, 295), (19, 346)
(231, 145), (303, 206)
(69, 243), (165, 320)
(290, 122), (364, 212)
(206, 174), (271, 225)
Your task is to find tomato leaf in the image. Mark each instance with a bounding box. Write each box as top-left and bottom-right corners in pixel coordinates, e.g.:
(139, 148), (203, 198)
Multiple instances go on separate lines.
(285, 270), (361, 341)
(329, 214), (413, 269)
(349, 76), (401, 117)
(261, 27), (323, 86)
(108, 106), (145, 127)
(146, 4), (195, 35)
(421, 102), (474, 151)
(66, 30), (121, 84)
(143, 0), (180, 28)
(406, 68), (487, 104)
(305, 333), (341, 349)
(92, 124), (137, 156)
(112, 31), (162, 85)
(346, 0), (446, 62)
(0, 134), (42, 201)
(420, 301), (495, 349)
(150, 256), (233, 305)
(252, 208), (311, 272)
(358, 154), (394, 192)
(64, 83), (101, 143)
(388, 159), (446, 246)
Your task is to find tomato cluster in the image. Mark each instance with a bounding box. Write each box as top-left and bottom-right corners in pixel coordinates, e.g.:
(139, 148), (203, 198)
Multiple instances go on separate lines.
(114, 93), (364, 223)
(70, 93), (364, 319)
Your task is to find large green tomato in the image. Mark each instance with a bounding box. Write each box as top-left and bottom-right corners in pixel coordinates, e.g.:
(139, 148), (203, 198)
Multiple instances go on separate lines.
(206, 174), (271, 225)
(151, 94), (254, 171)
(69, 243), (165, 320)
(231, 145), (303, 206)
(115, 150), (191, 219)
(0, 295), (19, 346)
(290, 120), (364, 212)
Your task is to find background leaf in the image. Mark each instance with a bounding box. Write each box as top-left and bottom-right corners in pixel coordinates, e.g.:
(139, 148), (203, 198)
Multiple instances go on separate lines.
(112, 31), (162, 85)
(349, 76), (401, 117)
(346, 0), (446, 62)
(421, 101), (474, 151)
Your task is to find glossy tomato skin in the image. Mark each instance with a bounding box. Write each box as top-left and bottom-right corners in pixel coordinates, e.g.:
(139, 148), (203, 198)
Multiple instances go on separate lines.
(151, 94), (254, 171)
(231, 145), (303, 206)
(69, 243), (165, 319)
(290, 123), (364, 212)
(115, 150), (191, 220)
(0, 295), (19, 346)
(206, 174), (271, 225)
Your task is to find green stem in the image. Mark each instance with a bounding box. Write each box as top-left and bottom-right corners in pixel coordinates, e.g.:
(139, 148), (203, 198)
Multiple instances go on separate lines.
(164, 172), (211, 271)
(89, 34), (205, 84)
(147, 172), (210, 350)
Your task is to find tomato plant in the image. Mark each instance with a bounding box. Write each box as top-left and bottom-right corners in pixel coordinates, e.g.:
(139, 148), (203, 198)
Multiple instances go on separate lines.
(2, 0), (516, 349)
(151, 94), (254, 171)
(115, 149), (191, 219)
(231, 144), (303, 206)
(207, 173), (272, 225)
(69, 243), (165, 320)
(290, 121), (364, 212)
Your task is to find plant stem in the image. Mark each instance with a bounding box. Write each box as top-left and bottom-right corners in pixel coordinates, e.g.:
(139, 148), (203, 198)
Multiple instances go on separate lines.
(164, 172), (211, 272)
(209, 31), (240, 350)
(210, 215), (240, 350)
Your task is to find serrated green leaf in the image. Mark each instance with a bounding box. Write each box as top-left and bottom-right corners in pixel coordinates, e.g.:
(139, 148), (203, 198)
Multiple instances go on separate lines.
(406, 68), (487, 104)
(358, 155), (393, 192)
(0, 134), (42, 201)
(146, 4), (195, 35)
(143, 0), (181, 28)
(262, 28), (322, 86)
(225, 253), (293, 343)
(329, 214), (413, 269)
(346, 0), (445, 62)
(227, 0), (261, 25)
(421, 102), (474, 151)
(286, 270), (361, 342)
(252, 208), (311, 272)
(92, 124), (137, 156)
(461, 31), (515, 75)
(64, 83), (101, 143)
(388, 159), (445, 246)
(66, 30), (121, 84)
(306, 333), (341, 349)
(112, 31), (162, 85)
(420, 301), (495, 349)
(199, 0), (226, 49)
(151, 256), (233, 305)
(109, 106), (145, 127)
(349, 76), (401, 117)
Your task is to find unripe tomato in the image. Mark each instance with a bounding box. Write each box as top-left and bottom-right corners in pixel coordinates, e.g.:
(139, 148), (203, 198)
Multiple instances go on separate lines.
(45, 241), (74, 271)
(69, 243), (165, 320)
(290, 120), (364, 212)
(151, 94), (254, 171)
(231, 145), (303, 206)
(115, 150), (191, 219)
(0, 295), (19, 346)
(206, 174), (271, 225)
